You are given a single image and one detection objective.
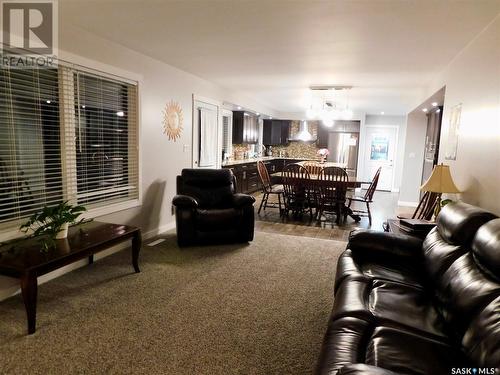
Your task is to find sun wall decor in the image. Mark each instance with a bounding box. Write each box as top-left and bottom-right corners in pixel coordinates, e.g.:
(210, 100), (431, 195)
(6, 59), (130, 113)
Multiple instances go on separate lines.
(162, 100), (183, 141)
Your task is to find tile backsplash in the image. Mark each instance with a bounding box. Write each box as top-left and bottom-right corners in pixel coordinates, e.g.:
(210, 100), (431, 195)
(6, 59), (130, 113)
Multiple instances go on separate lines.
(272, 121), (320, 158)
(231, 120), (322, 160)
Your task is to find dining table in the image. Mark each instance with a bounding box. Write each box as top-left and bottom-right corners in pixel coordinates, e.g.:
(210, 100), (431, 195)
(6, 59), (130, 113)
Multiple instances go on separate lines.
(269, 171), (370, 222)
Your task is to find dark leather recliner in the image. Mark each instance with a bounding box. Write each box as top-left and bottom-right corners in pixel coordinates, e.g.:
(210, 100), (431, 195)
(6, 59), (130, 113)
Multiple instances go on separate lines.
(317, 201), (500, 375)
(172, 168), (255, 247)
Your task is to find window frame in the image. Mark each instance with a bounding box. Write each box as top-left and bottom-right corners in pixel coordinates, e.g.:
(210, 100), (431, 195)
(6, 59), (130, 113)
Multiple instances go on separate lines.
(0, 56), (142, 242)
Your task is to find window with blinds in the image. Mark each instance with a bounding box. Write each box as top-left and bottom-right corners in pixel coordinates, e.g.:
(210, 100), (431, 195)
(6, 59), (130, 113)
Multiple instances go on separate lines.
(72, 72), (138, 207)
(0, 68), (63, 223)
(0, 61), (139, 226)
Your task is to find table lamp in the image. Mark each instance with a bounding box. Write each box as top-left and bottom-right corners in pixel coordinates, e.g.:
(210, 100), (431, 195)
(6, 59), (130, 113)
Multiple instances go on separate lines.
(420, 163), (461, 217)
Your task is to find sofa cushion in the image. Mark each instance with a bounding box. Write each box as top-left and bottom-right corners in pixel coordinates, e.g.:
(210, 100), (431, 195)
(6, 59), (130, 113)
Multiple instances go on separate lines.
(332, 278), (448, 341)
(335, 249), (425, 293)
(436, 201), (496, 246)
(434, 252), (500, 335)
(197, 208), (240, 231)
(316, 317), (372, 375)
(461, 295), (500, 367)
(179, 169), (235, 209)
(365, 326), (465, 375)
(423, 227), (466, 279)
(472, 218), (500, 281)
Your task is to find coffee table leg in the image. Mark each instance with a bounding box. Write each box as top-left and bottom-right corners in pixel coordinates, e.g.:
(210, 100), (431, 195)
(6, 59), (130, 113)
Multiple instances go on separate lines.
(21, 272), (37, 334)
(132, 231), (142, 273)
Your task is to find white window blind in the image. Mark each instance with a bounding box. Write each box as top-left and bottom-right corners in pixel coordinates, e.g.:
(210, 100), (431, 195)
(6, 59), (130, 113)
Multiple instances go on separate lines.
(69, 70), (138, 207)
(0, 67), (63, 223)
(0, 60), (139, 226)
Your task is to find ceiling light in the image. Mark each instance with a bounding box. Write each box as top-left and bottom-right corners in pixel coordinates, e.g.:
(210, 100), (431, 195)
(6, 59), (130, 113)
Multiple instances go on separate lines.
(269, 116), (273, 119)
(81, 105), (86, 109)
(237, 106), (242, 110)
(436, 109), (441, 113)
(116, 111), (125, 117)
(46, 100), (51, 104)
(256, 112), (260, 116)
(380, 111), (385, 115)
(431, 102), (438, 107)
(308, 86), (353, 122)
(422, 108), (428, 113)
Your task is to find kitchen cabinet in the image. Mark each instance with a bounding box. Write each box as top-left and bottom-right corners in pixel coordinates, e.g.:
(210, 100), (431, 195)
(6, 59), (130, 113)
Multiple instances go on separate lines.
(223, 162), (261, 194)
(232, 111), (258, 144)
(263, 120), (290, 145)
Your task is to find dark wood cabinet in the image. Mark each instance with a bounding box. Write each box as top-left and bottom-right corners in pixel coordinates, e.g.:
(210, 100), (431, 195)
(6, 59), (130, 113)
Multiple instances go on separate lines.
(263, 120), (290, 145)
(224, 162), (261, 194)
(232, 111), (258, 144)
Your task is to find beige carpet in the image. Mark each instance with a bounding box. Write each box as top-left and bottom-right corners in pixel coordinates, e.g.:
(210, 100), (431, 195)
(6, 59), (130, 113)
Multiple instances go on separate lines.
(0, 231), (345, 375)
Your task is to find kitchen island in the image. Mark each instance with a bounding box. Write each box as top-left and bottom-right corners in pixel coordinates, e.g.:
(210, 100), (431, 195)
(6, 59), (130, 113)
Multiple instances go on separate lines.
(222, 157), (315, 194)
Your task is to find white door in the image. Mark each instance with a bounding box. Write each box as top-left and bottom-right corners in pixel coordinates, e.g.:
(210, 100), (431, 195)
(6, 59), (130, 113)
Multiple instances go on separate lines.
(363, 126), (398, 191)
(192, 99), (220, 168)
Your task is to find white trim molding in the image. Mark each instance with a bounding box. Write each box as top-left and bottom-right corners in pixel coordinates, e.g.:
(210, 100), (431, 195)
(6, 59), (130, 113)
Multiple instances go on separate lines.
(397, 200), (419, 207)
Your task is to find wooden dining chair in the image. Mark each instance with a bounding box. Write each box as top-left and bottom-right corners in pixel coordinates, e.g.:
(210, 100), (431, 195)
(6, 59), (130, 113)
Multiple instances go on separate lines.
(399, 191), (440, 220)
(256, 160), (284, 215)
(303, 161), (323, 177)
(317, 167), (350, 224)
(282, 164), (314, 219)
(346, 167), (381, 225)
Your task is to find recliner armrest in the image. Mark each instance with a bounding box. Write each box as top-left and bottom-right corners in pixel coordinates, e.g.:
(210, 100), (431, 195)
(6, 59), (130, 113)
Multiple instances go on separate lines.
(348, 229), (423, 260)
(337, 364), (402, 375)
(232, 193), (256, 208)
(172, 195), (199, 208)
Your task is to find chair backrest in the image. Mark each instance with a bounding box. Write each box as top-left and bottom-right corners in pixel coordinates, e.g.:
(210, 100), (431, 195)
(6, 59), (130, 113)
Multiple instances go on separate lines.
(318, 167), (349, 202)
(363, 167), (381, 201)
(256, 161), (272, 193)
(282, 164), (311, 201)
(303, 161), (323, 177)
(177, 168), (235, 208)
(413, 191), (440, 220)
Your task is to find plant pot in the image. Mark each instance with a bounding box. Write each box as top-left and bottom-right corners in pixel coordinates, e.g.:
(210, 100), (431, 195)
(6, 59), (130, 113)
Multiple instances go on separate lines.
(56, 223), (69, 239)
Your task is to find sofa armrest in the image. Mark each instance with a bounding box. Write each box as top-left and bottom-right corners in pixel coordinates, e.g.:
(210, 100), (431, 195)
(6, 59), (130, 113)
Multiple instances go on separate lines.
(337, 364), (402, 375)
(348, 229), (423, 260)
(172, 195), (198, 208)
(232, 193), (256, 208)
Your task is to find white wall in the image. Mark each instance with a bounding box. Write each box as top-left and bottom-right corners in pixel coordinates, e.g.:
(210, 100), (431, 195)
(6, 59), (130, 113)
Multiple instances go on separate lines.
(398, 111), (427, 205)
(420, 14), (500, 214)
(364, 115), (407, 192)
(0, 24), (278, 300)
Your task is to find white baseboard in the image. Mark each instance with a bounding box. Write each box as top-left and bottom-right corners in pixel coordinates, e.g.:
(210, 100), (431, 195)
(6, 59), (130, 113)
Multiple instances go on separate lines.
(398, 200), (418, 207)
(0, 221), (177, 302)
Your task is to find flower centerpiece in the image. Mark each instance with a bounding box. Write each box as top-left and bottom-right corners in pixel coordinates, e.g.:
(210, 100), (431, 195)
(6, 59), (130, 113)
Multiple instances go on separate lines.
(317, 148), (330, 163)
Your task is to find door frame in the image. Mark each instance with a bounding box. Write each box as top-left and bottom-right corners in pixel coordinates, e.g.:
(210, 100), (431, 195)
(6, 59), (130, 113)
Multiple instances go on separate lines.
(363, 125), (399, 192)
(192, 94), (223, 168)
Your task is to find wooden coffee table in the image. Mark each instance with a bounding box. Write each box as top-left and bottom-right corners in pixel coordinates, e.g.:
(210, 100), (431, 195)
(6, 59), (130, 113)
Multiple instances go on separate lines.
(0, 221), (142, 334)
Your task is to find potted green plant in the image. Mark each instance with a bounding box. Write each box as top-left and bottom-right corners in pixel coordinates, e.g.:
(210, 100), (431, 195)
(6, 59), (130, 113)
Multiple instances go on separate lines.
(20, 201), (87, 245)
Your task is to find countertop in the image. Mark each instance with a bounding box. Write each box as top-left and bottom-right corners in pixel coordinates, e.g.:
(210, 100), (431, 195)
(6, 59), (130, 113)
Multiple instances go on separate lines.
(222, 156), (315, 167)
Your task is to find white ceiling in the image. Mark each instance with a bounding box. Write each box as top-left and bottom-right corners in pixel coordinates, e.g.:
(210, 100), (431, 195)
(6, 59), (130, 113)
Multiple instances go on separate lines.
(60, 0), (500, 116)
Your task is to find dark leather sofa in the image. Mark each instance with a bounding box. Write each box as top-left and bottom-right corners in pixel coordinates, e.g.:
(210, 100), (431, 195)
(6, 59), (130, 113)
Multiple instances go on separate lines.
(172, 168), (255, 247)
(317, 202), (500, 375)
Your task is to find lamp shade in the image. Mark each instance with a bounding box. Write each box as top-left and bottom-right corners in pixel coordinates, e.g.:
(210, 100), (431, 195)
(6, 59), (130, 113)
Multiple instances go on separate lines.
(420, 164), (461, 193)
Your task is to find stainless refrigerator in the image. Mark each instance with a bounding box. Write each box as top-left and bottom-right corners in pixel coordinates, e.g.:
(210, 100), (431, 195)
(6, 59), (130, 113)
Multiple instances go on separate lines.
(327, 132), (360, 177)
